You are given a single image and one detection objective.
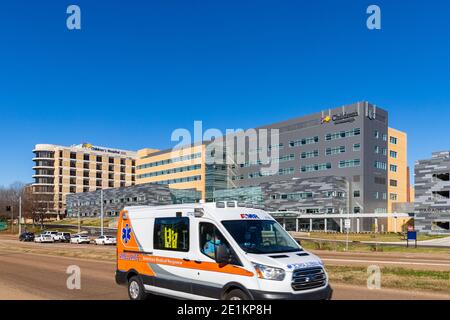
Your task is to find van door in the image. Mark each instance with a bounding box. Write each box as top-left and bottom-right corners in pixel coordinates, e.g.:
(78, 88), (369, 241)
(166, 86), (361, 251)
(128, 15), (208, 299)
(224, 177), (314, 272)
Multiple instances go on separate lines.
(149, 216), (197, 296)
(191, 220), (251, 299)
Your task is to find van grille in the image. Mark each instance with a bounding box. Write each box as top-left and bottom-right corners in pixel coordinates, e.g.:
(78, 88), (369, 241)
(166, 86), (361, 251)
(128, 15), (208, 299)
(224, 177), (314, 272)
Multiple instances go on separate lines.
(291, 267), (326, 291)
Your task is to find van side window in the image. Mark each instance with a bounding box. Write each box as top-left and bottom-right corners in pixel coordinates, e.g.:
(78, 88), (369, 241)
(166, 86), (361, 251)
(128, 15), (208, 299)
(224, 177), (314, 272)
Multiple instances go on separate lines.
(154, 217), (189, 252)
(199, 222), (241, 266)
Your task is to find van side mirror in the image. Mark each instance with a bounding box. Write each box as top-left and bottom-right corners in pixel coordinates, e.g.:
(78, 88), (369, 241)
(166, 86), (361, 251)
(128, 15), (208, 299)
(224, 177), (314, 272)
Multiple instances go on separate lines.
(216, 244), (232, 264)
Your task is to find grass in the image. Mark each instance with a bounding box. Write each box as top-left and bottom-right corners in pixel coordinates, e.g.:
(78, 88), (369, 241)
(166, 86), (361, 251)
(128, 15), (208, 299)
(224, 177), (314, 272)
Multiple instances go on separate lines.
(300, 238), (450, 254)
(46, 218), (116, 227)
(326, 265), (450, 294)
(295, 232), (447, 242)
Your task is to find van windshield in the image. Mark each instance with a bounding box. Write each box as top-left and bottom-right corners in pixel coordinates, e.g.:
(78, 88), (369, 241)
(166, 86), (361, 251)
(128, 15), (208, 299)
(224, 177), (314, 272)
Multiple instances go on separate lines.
(221, 220), (301, 254)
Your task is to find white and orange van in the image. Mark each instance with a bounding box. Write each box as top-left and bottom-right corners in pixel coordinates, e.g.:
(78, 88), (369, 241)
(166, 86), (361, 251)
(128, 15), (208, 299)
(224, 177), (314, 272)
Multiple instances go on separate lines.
(115, 201), (332, 300)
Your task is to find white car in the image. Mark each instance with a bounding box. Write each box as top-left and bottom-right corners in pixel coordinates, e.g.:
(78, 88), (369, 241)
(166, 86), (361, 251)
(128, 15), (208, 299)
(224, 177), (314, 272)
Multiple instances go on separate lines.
(54, 232), (71, 243)
(70, 234), (91, 244)
(94, 235), (117, 245)
(42, 231), (59, 240)
(34, 234), (54, 243)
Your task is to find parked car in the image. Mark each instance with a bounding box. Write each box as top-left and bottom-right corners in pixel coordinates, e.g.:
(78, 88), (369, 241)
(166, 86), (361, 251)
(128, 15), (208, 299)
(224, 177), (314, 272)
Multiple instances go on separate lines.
(42, 231), (59, 241)
(94, 235), (116, 245)
(19, 232), (35, 242)
(54, 232), (71, 243)
(34, 234), (54, 243)
(70, 234), (91, 244)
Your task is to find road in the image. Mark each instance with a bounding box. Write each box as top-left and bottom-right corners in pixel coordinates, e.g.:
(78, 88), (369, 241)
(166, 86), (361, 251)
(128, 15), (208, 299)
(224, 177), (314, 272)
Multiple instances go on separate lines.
(311, 250), (450, 271)
(0, 248), (449, 300)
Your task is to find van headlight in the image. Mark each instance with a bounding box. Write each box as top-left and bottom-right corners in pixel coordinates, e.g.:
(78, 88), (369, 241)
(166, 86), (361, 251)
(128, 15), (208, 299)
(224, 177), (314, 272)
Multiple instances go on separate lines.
(252, 263), (285, 281)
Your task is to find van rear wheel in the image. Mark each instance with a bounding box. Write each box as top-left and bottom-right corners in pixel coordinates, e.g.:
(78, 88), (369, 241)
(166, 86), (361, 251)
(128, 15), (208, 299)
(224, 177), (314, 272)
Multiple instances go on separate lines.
(224, 289), (250, 300)
(128, 276), (148, 300)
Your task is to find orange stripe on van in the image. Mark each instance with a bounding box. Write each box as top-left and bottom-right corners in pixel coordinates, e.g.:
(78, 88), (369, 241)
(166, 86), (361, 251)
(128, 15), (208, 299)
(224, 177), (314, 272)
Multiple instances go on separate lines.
(141, 255), (254, 277)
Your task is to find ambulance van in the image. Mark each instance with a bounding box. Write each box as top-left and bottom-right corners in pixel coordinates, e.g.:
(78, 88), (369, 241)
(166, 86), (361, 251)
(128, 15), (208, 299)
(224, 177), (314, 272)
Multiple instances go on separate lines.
(115, 201), (332, 300)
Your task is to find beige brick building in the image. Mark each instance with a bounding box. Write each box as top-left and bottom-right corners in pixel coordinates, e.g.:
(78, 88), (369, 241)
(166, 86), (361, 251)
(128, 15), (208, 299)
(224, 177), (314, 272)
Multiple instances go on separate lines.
(32, 143), (137, 217)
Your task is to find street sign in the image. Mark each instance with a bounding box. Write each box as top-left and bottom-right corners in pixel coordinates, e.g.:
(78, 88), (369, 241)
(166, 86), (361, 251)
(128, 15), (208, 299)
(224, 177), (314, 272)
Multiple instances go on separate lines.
(407, 231), (417, 248)
(344, 219), (351, 229)
(407, 231), (417, 240)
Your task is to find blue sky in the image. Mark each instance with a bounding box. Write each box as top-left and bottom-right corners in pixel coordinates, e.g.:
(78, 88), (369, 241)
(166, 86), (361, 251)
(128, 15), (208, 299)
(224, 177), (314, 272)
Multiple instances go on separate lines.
(0, 0), (449, 186)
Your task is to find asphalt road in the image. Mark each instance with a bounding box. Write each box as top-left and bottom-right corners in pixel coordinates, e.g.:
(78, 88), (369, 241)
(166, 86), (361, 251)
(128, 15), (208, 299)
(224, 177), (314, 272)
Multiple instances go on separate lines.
(0, 248), (449, 300)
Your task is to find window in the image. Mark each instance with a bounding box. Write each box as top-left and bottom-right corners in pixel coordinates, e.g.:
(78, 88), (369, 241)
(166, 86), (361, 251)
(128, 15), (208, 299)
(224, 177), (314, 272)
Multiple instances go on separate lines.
(353, 206), (361, 213)
(83, 154), (90, 161)
(390, 179), (398, 187)
(70, 152), (77, 159)
(353, 190), (360, 198)
(390, 136), (398, 144)
(222, 220), (300, 254)
(301, 150), (319, 159)
(326, 146), (345, 156)
(390, 193), (398, 201)
(137, 153), (202, 170)
(390, 151), (398, 158)
(301, 162), (331, 172)
(153, 217), (189, 252)
(339, 159), (360, 168)
(325, 128), (360, 141)
(382, 134), (387, 141)
(390, 164), (398, 172)
(374, 161), (387, 170)
(289, 136), (319, 147)
(199, 222), (240, 265)
(375, 146), (387, 155)
(353, 143), (360, 151)
(96, 156), (103, 162)
(374, 130), (380, 139)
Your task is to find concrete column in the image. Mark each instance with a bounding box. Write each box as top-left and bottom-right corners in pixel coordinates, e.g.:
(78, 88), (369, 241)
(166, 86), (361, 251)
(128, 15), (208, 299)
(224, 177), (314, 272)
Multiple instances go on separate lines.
(296, 218), (299, 232)
(356, 218), (360, 233)
(309, 218), (313, 232)
(394, 217), (397, 233)
(283, 218), (286, 229)
(340, 218), (343, 233)
(374, 218), (378, 233)
(324, 218), (327, 232)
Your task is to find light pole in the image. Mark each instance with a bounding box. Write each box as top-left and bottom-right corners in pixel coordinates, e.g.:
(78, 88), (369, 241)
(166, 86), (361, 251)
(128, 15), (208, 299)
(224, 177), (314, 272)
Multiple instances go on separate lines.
(10, 205), (14, 234)
(18, 196), (22, 236)
(78, 207), (81, 234)
(343, 177), (350, 252)
(100, 189), (104, 236)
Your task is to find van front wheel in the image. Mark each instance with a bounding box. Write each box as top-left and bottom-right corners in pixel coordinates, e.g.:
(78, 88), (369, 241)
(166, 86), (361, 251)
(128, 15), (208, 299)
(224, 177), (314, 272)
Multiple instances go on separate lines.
(224, 289), (250, 300)
(128, 276), (148, 300)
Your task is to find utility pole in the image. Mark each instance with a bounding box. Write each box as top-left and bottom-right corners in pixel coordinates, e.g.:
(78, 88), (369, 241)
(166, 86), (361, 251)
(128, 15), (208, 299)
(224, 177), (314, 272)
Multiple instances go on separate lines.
(78, 207), (81, 234)
(100, 189), (104, 236)
(18, 196), (22, 236)
(10, 205), (14, 234)
(345, 178), (350, 252)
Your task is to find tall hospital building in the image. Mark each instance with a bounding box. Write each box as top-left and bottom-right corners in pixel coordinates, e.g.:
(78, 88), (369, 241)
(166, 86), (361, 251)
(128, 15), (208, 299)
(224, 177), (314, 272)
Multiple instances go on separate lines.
(32, 143), (137, 216)
(134, 102), (411, 231)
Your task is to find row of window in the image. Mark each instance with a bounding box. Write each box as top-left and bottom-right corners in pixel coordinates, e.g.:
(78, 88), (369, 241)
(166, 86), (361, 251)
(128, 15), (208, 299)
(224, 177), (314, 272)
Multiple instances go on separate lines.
(152, 175), (202, 185)
(374, 161), (397, 172)
(137, 153), (202, 170)
(69, 194), (171, 207)
(240, 145), (362, 167)
(137, 164), (201, 180)
(325, 128), (361, 141)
